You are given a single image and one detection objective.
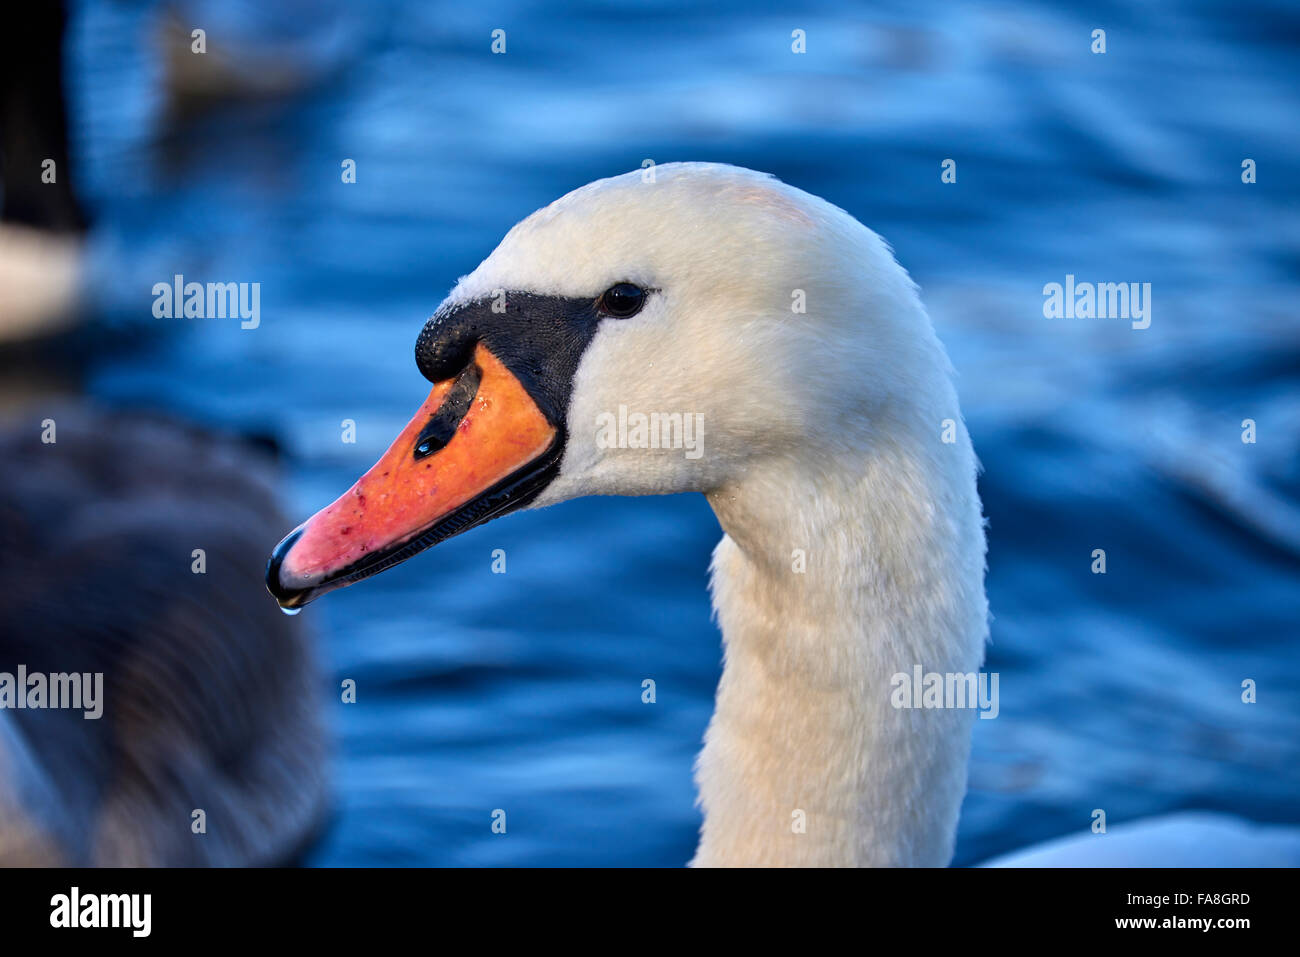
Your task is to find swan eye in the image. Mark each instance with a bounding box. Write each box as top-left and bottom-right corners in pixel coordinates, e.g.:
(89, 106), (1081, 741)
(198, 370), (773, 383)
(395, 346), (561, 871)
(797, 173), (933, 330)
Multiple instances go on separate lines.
(597, 283), (646, 319)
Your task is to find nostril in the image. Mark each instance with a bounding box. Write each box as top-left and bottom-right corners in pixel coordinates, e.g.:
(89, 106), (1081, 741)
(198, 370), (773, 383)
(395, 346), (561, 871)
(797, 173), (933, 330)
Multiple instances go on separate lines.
(413, 360), (482, 459)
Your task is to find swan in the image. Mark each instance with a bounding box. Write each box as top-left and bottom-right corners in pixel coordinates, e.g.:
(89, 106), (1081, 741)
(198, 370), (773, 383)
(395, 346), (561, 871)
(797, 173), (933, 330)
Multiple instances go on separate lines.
(267, 161), (985, 867)
(266, 162), (1300, 868)
(0, 406), (329, 865)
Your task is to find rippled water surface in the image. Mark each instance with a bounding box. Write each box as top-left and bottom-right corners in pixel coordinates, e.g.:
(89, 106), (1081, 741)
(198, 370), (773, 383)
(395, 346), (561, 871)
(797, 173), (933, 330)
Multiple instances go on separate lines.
(65, 0), (1300, 864)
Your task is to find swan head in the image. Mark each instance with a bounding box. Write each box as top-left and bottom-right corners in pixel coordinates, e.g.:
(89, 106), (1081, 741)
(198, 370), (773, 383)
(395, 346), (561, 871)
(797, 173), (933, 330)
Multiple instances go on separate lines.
(267, 162), (950, 608)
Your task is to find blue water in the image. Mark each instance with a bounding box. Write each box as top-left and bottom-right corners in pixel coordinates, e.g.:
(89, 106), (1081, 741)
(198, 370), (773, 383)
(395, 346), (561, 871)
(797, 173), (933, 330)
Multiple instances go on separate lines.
(64, 0), (1299, 865)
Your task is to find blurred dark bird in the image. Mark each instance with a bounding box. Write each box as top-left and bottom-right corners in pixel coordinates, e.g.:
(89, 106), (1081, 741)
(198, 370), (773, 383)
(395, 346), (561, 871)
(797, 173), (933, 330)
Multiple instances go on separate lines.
(0, 407), (328, 865)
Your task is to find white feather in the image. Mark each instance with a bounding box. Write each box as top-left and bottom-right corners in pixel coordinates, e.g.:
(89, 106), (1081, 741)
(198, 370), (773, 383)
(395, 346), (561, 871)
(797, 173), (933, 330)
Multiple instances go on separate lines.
(453, 163), (988, 866)
(441, 163), (1300, 867)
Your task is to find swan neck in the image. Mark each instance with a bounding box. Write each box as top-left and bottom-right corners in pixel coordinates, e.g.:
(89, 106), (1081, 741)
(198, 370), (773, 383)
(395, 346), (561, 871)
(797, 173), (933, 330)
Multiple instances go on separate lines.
(694, 434), (987, 867)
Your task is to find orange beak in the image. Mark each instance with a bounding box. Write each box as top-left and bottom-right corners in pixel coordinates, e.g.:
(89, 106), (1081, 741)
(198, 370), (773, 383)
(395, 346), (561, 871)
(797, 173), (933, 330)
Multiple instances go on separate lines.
(266, 343), (559, 609)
